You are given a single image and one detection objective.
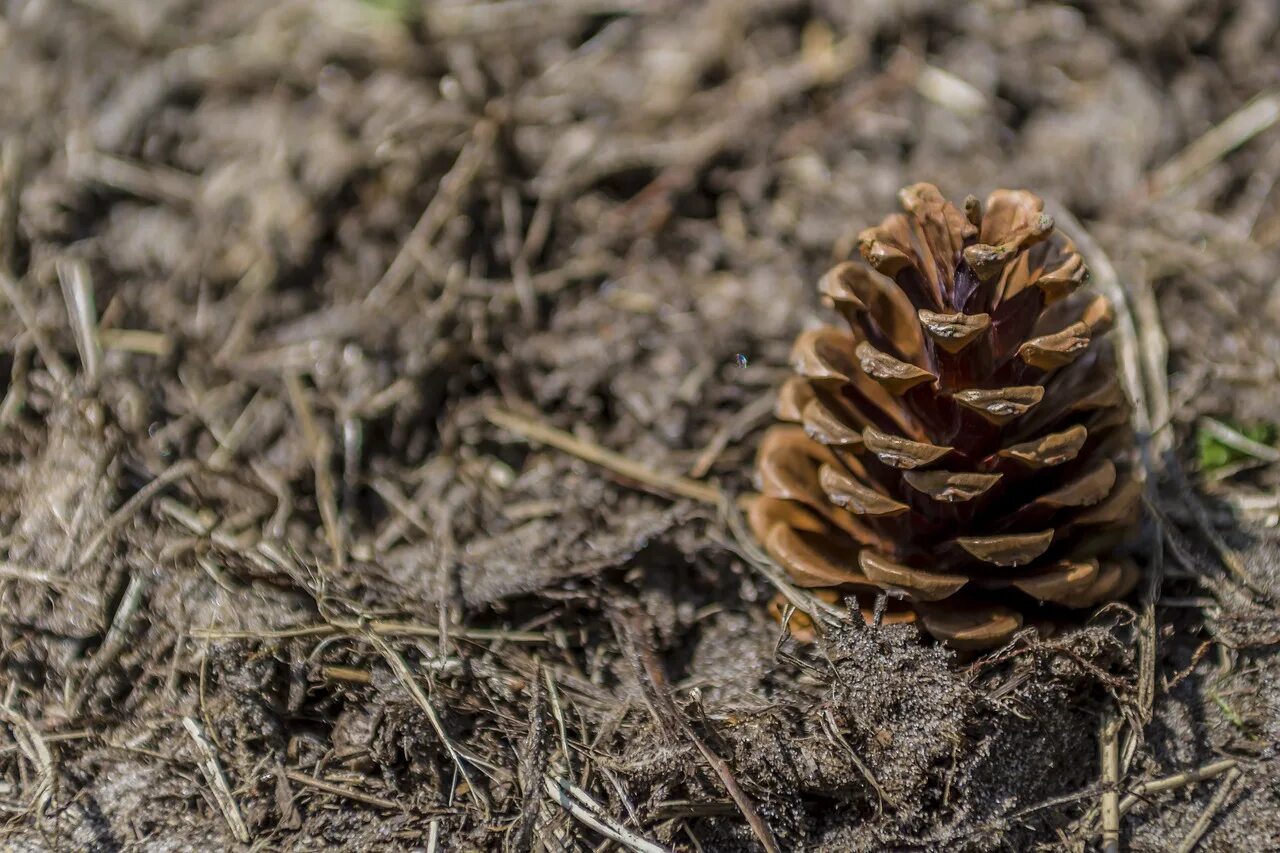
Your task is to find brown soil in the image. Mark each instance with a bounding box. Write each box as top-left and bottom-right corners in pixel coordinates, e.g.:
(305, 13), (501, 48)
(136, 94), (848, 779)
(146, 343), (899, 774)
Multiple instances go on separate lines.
(1, 1), (1279, 850)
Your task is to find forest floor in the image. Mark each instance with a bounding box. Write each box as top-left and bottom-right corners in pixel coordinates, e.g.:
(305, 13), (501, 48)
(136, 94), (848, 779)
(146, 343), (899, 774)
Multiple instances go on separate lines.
(1, 1), (1280, 850)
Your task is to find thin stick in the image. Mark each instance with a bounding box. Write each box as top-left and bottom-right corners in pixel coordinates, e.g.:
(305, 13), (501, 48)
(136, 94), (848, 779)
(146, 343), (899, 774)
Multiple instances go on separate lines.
(182, 716), (251, 844)
(1118, 758), (1238, 817)
(487, 403), (834, 632)
(68, 573), (147, 714)
(190, 619), (549, 644)
(619, 610), (782, 853)
(0, 563), (72, 590)
(1172, 767), (1242, 853)
(1127, 263), (1171, 456)
(1151, 90), (1280, 197)
(487, 407), (724, 505)
(0, 138), (22, 270)
(285, 373), (346, 570)
(67, 143), (197, 207)
(543, 776), (669, 853)
(78, 459), (200, 568)
(0, 704), (56, 818)
(721, 499), (845, 625)
(283, 769), (399, 811)
(1099, 712), (1122, 853)
(368, 635), (491, 816)
(96, 328), (172, 356)
(0, 270), (72, 385)
(689, 391), (775, 478)
(544, 669), (573, 779)
(368, 118), (497, 304)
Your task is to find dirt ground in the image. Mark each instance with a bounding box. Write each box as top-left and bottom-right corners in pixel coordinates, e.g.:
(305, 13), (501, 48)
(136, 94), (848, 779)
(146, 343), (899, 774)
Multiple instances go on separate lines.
(1, 0), (1279, 850)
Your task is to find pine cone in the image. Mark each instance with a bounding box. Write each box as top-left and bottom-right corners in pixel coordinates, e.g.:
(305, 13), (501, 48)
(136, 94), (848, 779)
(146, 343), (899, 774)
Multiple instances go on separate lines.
(750, 184), (1142, 650)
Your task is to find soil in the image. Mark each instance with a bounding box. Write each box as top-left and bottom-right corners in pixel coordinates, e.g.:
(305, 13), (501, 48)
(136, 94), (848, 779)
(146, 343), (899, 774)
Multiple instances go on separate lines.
(2, 1), (1280, 851)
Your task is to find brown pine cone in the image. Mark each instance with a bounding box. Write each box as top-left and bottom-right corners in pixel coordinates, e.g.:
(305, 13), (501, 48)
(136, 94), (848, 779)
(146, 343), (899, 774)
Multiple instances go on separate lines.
(750, 184), (1143, 650)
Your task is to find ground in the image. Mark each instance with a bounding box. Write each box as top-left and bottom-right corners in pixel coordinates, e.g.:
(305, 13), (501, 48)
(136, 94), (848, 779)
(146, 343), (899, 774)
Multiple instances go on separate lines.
(1, 1), (1279, 850)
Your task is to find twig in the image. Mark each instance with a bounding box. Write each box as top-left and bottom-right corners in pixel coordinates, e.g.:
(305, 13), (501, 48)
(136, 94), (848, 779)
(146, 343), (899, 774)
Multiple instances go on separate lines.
(285, 373), (346, 571)
(0, 704), (57, 820)
(688, 391), (775, 478)
(66, 135), (197, 207)
(190, 619), (549, 644)
(368, 118), (498, 304)
(0, 270), (72, 386)
(0, 138), (22, 271)
(78, 459), (200, 568)
(720, 499), (846, 626)
(1151, 90), (1280, 198)
(617, 609), (782, 853)
(1127, 262), (1171, 456)
(544, 669), (573, 779)
(96, 328), (172, 356)
(1172, 767), (1243, 853)
(1099, 712), (1122, 853)
(182, 716), (251, 844)
(0, 563), (72, 590)
(368, 635), (492, 817)
(1127, 501), (1165, 773)
(543, 776), (669, 853)
(0, 729), (95, 757)
(820, 707), (889, 813)
(68, 572), (147, 715)
(1118, 758), (1238, 817)
(486, 407), (724, 505)
(508, 669), (548, 853)
(283, 769), (399, 811)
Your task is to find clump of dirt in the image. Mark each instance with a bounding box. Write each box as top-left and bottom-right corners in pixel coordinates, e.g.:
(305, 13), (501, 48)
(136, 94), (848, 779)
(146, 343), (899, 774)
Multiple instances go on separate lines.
(2, 1), (1280, 850)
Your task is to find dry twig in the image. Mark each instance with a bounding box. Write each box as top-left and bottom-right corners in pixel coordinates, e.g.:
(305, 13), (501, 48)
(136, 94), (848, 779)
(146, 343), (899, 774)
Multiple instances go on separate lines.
(182, 716), (251, 844)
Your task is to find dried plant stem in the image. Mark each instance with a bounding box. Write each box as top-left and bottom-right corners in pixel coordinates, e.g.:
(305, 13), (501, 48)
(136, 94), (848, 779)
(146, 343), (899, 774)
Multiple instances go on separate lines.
(0, 270), (72, 386)
(543, 776), (669, 853)
(1172, 767), (1243, 853)
(286, 373), (346, 571)
(486, 407), (724, 505)
(78, 460), (200, 568)
(68, 573), (147, 715)
(1118, 758), (1238, 817)
(0, 704), (56, 820)
(689, 391), (776, 478)
(1047, 202), (1152, 440)
(96, 328), (172, 356)
(182, 717), (251, 844)
(190, 619), (548, 644)
(1099, 712), (1122, 853)
(1151, 89), (1280, 197)
(618, 609), (782, 853)
(283, 769), (399, 811)
(369, 635), (491, 817)
(369, 118), (498, 304)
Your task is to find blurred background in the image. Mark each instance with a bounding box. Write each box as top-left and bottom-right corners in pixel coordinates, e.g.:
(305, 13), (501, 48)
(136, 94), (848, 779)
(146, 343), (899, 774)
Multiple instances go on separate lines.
(1, 1), (1279, 849)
